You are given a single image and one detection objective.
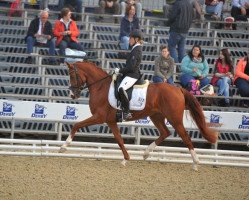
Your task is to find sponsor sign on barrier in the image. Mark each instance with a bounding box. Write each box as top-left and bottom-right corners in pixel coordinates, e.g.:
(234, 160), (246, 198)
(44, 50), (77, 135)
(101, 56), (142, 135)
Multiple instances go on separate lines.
(0, 100), (248, 131)
(0, 100), (91, 122)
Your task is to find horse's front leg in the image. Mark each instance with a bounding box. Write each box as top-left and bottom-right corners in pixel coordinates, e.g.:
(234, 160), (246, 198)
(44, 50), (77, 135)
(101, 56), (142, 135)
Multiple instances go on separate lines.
(107, 122), (130, 166)
(59, 115), (102, 153)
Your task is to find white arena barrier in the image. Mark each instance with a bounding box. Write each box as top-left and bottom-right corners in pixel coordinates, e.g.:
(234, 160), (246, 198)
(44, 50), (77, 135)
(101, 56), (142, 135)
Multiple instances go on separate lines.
(0, 99), (249, 131)
(0, 138), (248, 168)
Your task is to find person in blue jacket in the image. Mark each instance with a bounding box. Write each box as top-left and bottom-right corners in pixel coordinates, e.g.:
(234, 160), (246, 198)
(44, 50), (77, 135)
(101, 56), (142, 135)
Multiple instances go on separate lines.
(180, 44), (210, 89)
(119, 4), (140, 50)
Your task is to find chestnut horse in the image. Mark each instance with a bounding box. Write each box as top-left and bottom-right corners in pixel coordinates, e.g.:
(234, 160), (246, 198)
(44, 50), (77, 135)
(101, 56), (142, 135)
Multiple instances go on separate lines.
(60, 61), (218, 170)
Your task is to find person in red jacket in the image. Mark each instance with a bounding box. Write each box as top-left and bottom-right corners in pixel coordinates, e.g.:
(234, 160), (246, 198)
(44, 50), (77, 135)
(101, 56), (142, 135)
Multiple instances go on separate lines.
(53, 7), (84, 63)
(210, 48), (234, 106)
(234, 51), (249, 107)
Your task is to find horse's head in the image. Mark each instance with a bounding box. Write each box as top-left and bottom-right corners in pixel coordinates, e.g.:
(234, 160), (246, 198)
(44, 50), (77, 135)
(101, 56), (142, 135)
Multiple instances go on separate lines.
(67, 62), (86, 99)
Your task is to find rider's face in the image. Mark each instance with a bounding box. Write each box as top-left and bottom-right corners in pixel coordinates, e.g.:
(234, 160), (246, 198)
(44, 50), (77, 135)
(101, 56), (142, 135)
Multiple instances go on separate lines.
(129, 37), (136, 46)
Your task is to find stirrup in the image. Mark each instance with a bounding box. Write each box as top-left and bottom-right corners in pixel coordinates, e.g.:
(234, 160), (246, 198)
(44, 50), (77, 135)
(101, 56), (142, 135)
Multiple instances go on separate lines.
(123, 111), (132, 120)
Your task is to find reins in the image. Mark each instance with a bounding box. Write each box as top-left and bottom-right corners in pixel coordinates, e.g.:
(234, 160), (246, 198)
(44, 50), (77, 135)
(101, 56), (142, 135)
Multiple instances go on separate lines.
(81, 73), (111, 90)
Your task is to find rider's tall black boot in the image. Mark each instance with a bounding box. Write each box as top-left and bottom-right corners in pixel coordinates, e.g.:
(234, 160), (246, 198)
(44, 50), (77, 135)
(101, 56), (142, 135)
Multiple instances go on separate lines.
(118, 88), (132, 120)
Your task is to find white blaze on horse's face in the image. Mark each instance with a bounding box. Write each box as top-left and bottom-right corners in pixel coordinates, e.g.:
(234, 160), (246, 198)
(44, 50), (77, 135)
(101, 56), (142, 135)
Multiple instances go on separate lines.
(69, 89), (75, 99)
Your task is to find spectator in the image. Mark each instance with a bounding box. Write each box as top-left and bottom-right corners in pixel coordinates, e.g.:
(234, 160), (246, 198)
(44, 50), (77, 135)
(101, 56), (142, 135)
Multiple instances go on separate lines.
(153, 45), (175, 85)
(53, 8), (84, 64)
(205, 0), (225, 21)
(191, 0), (204, 21)
(25, 10), (56, 64)
(210, 48), (234, 106)
(224, 16), (235, 30)
(39, 0), (48, 10)
(231, 0), (249, 22)
(163, 0), (175, 18)
(164, 0), (203, 21)
(119, 4), (140, 50)
(58, 0), (83, 21)
(120, 0), (142, 18)
(167, 0), (193, 63)
(180, 44), (210, 90)
(234, 51), (249, 107)
(98, 0), (120, 23)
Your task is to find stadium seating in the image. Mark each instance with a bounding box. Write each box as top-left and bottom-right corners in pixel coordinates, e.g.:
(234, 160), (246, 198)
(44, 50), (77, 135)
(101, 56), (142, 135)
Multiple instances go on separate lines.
(0, 3), (248, 146)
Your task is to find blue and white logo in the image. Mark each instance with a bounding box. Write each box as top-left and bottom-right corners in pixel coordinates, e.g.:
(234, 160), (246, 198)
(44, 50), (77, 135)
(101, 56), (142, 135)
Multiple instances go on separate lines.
(135, 116), (150, 124)
(0, 102), (15, 117)
(238, 115), (249, 129)
(210, 114), (220, 123)
(63, 106), (78, 120)
(242, 115), (249, 125)
(31, 104), (47, 118)
(66, 106), (75, 116)
(207, 114), (222, 127)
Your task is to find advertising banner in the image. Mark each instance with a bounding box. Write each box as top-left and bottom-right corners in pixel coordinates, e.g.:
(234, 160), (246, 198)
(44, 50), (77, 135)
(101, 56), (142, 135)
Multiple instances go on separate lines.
(0, 100), (248, 131)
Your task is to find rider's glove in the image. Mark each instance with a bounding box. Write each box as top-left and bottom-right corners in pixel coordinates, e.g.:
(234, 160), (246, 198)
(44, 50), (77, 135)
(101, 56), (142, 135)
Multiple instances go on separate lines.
(114, 68), (120, 74)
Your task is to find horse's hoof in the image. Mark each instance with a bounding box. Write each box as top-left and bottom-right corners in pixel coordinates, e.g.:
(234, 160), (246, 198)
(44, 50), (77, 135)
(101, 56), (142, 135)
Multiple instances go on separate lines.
(195, 159), (200, 165)
(121, 159), (128, 166)
(192, 163), (199, 171)
(59, 146), (67, 153)
(143, 152), (149, 160)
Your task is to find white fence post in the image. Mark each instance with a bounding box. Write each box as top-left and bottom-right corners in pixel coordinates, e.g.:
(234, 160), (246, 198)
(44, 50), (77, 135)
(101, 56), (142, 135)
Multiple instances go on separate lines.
(57, 122), (63, 141)
(10, 118), (15, 139)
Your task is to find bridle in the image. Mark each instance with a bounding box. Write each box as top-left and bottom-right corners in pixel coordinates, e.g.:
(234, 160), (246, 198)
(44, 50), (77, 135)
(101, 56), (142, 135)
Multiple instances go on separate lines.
(68, 64), (83, 99)
(68, 63), (112, 99)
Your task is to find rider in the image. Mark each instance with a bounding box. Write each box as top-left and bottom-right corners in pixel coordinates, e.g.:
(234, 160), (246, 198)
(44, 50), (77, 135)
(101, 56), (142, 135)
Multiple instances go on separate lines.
(114, 29), (143, 120)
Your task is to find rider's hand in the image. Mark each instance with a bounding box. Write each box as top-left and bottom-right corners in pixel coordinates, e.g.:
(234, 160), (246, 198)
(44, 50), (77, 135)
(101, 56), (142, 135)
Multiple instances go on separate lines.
(114, 68), (120, 74)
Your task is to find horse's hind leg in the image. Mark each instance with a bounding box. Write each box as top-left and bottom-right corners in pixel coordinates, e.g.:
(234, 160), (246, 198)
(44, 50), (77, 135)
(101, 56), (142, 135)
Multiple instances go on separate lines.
(59, 115), (102, 152)
(107, 122), (130, 166)
(143, 113), (171, 160)
(173, 123), (200, 171)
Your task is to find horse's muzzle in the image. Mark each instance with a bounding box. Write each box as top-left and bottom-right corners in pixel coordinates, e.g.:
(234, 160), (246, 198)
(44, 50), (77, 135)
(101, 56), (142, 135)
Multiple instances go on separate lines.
(69, 88), (80, 99)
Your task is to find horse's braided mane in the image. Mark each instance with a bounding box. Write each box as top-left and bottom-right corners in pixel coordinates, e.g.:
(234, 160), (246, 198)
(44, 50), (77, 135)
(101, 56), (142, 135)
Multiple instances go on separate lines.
(80, 60), (108, 75)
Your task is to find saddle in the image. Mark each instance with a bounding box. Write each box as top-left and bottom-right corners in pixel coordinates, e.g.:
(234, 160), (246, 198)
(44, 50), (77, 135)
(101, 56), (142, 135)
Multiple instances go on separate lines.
(113, 74), (146, 103)
(109, 74), (148, 122)
(108, 74), (149, 113)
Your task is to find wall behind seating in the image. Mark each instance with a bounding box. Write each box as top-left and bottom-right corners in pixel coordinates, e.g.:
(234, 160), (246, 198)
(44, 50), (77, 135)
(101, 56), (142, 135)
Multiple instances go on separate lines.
(82, 0), (166, 10)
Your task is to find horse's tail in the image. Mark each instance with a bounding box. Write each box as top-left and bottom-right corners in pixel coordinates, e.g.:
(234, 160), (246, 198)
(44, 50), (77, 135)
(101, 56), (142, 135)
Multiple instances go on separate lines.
(181, 88), (218, 144)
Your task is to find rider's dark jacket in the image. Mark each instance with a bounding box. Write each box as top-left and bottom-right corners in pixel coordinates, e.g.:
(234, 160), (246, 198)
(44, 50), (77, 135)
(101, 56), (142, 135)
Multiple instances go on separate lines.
(119, 44), (142, 79)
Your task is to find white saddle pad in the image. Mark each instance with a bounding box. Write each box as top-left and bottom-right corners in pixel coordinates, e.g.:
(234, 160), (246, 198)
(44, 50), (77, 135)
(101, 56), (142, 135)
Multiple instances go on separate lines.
(108, 80), (149, 111)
